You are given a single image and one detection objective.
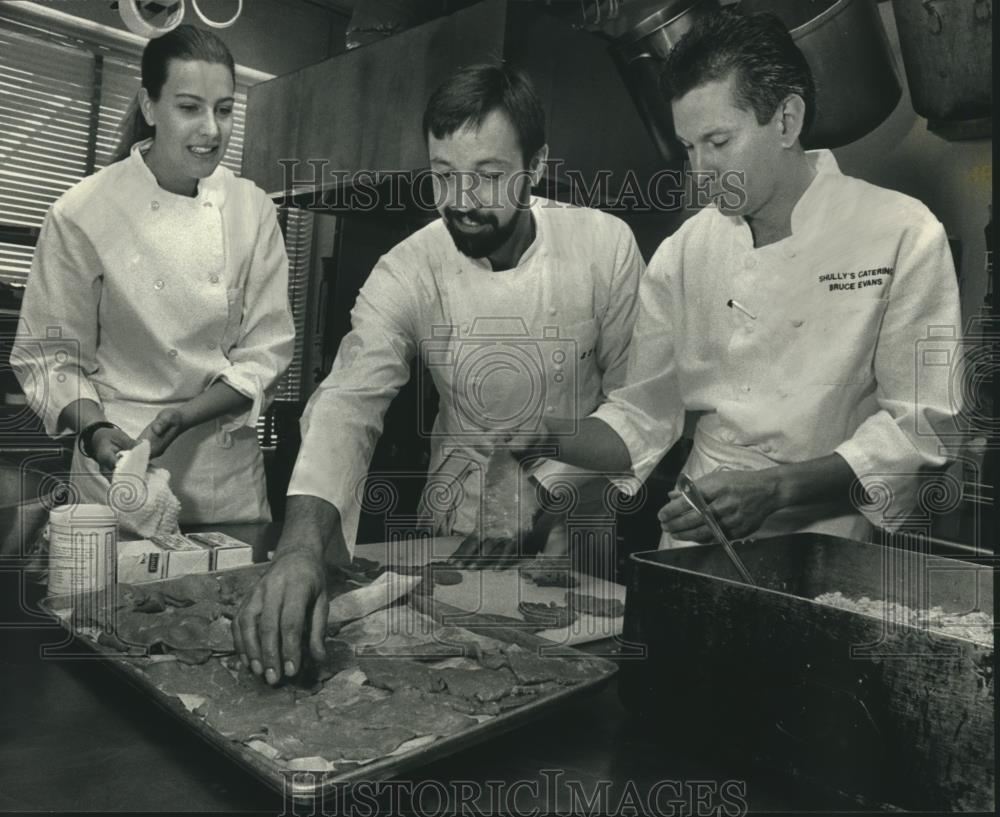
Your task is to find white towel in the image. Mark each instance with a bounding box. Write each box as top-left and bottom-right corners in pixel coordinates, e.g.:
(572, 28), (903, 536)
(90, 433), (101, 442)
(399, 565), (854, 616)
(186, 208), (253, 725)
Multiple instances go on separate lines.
(110, 440), (181, 538)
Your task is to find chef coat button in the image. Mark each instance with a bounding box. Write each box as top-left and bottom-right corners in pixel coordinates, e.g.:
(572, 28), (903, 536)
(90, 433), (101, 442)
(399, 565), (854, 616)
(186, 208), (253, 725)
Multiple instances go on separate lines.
(792, 319), (804, 328)
(548, 308), (557, 316)
(203, 201), (213, 208)
(168, 349), (178, 358)
(207, 343), (216, 350)
(743, 384), (751, 392)
(150, 201), (160, 210)
(153, 280), (164, 290)
(209, 274), (220, 284)
(546, 406), (555, 413)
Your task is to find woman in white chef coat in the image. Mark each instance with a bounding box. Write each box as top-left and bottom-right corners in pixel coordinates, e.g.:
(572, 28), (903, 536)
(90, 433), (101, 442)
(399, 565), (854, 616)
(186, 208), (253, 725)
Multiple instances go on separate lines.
(12, 25), (295, 524)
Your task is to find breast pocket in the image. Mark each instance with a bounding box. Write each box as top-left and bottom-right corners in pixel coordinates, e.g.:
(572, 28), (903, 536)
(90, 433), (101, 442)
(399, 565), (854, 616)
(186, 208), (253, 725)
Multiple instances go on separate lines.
(563, 317), (599, 366)
(545, 317), (599, 415)
(801, 299), (889, 386)
(220, 287), (245, 351)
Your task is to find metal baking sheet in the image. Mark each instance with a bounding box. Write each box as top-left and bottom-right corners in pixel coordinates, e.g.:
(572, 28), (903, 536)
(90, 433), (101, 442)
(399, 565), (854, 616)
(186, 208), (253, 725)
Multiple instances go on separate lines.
(39, 566), (617, 803)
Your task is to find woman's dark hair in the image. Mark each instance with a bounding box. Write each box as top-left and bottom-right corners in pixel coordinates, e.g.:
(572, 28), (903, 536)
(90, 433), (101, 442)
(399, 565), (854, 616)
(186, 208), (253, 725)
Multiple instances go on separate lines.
(423, 63), (546, 166)
(113, 24), (236, 163)
(662, 10), (816, 136)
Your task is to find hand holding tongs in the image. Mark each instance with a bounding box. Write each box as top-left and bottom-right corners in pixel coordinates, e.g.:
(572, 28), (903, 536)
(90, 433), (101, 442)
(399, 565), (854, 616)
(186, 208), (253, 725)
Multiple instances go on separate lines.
(676, 472), (756, 586)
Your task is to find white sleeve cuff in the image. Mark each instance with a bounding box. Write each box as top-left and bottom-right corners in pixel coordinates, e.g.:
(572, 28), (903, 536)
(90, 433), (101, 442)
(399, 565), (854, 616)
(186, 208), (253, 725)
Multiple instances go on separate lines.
(214, 369), (264, 432)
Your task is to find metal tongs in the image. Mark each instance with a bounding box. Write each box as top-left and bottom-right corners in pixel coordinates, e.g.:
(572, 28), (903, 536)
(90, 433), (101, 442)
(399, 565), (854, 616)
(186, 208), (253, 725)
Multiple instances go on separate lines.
(676, 473), (756, 586)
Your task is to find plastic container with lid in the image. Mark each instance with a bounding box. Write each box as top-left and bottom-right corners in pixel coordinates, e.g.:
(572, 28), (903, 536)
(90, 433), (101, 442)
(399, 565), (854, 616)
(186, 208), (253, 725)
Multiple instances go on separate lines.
(47, 504), (118, 598)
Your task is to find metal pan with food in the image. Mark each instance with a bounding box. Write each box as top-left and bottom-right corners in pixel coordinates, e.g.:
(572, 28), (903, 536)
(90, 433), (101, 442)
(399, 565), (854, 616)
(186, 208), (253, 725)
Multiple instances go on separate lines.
(39, 561), (617, 803)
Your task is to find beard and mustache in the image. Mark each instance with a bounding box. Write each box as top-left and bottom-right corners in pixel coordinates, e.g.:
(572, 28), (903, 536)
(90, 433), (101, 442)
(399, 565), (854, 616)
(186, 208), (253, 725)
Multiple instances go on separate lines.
(443, 204), (527, 260)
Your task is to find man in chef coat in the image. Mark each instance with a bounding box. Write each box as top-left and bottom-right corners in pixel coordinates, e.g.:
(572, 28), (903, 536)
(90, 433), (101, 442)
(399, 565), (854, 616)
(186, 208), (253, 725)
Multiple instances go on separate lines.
(530, 10), (964, 547)
(234, 64), (643, 683)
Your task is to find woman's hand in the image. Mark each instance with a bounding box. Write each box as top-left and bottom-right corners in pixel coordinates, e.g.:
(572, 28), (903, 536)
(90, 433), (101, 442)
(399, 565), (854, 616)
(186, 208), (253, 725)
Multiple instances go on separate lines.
(138, 408), (188, 459)
(90, 426), (138, 480)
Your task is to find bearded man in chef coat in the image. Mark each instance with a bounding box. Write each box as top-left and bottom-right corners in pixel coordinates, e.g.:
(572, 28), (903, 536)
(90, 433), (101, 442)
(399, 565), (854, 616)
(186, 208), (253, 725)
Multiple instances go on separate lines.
(234, 64), (643, 684)
(532, 10), (964, 547)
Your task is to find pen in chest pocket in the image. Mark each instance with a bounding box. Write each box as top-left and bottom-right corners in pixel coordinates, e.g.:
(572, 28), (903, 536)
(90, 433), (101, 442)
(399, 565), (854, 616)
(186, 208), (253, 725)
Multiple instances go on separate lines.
(726, 299), (757, 320)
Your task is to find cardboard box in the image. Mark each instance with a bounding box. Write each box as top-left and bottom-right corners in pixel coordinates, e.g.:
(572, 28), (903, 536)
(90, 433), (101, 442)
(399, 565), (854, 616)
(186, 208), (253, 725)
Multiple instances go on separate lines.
(116, 539), (168, 584)
(148, 534), (211, 576)
(186, 532), (253, 571)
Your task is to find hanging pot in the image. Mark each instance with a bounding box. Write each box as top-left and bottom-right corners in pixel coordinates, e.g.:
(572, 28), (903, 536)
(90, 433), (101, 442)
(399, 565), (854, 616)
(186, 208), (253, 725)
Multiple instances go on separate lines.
(739, 0), (903, 148)
(891, 0), (992, 138)
(609, 0), (721, 164)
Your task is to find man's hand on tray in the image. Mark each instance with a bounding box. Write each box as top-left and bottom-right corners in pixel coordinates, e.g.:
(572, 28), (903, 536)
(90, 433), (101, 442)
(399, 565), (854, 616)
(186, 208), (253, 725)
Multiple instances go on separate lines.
(449, 453), (562, 570)
(449, 532), (522, 569)
(233, 547), (328, 686)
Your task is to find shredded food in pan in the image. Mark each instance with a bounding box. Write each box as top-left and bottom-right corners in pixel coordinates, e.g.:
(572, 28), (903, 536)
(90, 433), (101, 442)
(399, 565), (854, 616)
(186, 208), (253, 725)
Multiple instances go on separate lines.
(814, 591), (994, 647)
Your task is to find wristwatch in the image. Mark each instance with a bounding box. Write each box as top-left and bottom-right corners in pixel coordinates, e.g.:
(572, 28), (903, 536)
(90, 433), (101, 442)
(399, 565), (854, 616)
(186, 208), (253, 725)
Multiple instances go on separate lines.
(78, 421), (118, 460)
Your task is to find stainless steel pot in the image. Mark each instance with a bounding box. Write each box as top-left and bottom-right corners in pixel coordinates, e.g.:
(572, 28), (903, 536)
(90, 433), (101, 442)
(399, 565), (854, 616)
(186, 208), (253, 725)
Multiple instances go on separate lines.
(892, 0), (992, 137)
(609, 0), (721, 164)
(740, 0), (903, 148)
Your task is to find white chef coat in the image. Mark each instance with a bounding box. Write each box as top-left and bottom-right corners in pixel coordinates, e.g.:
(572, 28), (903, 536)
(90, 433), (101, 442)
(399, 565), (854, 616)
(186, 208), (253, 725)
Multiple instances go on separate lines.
(288, 197), (644, 554)
(592, 150), (964, 545)
(11, 139), (296, 524)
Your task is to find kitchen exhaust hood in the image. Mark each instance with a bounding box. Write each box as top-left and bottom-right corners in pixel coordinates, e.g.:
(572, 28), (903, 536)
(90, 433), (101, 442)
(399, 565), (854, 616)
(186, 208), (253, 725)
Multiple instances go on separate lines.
(242, 0), (667, 210)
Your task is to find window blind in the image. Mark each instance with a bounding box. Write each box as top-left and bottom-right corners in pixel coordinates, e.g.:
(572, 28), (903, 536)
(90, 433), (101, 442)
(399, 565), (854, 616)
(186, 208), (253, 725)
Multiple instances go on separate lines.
(279, 207), (314, 405)
(0, 25), (95, 288)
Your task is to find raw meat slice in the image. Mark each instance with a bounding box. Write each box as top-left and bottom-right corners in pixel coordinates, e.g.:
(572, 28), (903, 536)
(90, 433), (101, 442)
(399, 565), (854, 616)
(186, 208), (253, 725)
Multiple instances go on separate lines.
(522, 569), (578, 588)
(565, 590), (625, 618)
(519, 558), (578, 588)
(338, 608), (508, 661)
(358, 657), (446, 694)
(518, 601), (577, 629)
(433, 666), (519, 703)
(505, 650), (601, 686)
(144, 657), (240, 699)
(332, 688), (476, 737)
(162, 615), (213, 651)
(115, 611), (172, 648)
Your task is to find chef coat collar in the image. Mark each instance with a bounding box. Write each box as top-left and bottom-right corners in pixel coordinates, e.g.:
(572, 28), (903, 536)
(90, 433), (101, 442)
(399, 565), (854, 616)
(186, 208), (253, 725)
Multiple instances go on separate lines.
(129, 137), (223, 206)
(789, 149), (840, 232)
(461, 196), (545, 272)
(732, 149), (841, 257)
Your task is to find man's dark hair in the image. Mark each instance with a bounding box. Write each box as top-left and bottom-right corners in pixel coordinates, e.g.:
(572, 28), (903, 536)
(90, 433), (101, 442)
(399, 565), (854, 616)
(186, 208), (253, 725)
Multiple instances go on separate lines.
(423, 63), (546, 165)
(662, 10), (816, 136)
